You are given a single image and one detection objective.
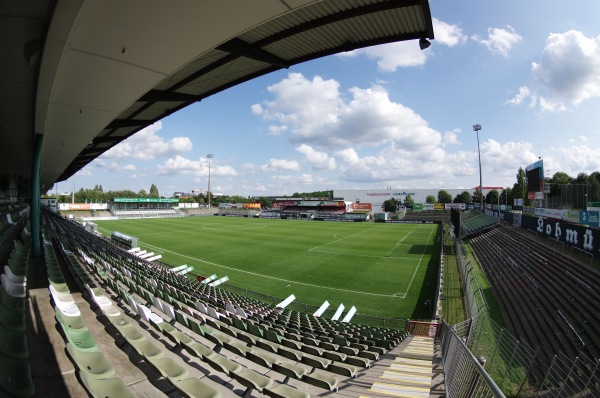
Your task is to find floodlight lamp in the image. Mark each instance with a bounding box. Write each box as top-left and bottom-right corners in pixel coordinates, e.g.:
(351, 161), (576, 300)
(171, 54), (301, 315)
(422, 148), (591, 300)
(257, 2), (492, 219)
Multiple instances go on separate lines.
(419, 38), (431, 50)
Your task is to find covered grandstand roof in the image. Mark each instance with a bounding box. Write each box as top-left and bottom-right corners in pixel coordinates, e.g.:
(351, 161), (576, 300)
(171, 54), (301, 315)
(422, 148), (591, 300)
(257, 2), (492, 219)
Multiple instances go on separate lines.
(1, 0), (433, 193)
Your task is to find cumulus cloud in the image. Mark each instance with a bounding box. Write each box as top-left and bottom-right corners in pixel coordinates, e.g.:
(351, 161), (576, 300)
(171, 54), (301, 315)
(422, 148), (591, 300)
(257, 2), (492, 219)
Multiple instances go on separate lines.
(505, 86), (537, 108)
(558, 144), (600, 172)
(270, 173), (314, 185)
(296, 144), (336, 170)
(507, 31), (600, 111)
(479, 139), (538, 177)
(336, 18), (465, 71)
(328, 137), (540, 186)
(432, 18), (468, 47)
(157, 155), (237, 176)
(245, 158), (300, 172)
(532, 30), (600, 109)
(109, 162), (137, 172)
(252, 73), (441, 150)
(443, 128), (461, 145)
(102, 121), (192, 161)
(472, 25), (522, 57)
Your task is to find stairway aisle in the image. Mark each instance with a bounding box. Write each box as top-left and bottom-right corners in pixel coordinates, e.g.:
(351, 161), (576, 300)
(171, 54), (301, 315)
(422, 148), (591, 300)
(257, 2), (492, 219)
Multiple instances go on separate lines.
(369, 336), (434, 397)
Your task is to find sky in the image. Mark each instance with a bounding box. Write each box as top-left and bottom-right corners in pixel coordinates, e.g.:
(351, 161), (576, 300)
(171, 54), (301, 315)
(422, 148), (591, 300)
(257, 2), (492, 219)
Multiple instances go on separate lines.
(68, 0), (600, 198)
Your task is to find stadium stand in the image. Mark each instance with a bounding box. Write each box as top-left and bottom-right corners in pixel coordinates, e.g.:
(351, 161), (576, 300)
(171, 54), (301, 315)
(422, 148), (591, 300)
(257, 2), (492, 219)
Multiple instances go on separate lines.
(469, 225), (600, 383)
(27, 210), (440, 397)
(459, 211), (499, 238)
(402, 210), (450, 223)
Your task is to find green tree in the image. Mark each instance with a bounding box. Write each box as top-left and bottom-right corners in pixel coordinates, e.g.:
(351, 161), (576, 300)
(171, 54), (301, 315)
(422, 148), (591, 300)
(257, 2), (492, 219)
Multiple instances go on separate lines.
(590, 172), (600, 202)
(382, 198), (400, 212)
(486, 189), (499, 205)
(256, 196), (272, 209)
(138, 189), (147, 197)
(454, 191), (472, 204)
(512, 167), (527, 206)
(500, 187), (512, 206)
(149, 184), (159, 198)
(437, 190), (452, 204)
(425, 195), (436, 204)
(472, 189), (483, 207)
(404, 194), (414, 207)
(548, 171), (572, 196)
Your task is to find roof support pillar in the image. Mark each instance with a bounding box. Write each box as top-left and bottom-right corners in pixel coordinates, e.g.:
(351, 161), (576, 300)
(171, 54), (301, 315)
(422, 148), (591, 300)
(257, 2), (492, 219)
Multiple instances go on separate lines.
(31, 133), (43, 259)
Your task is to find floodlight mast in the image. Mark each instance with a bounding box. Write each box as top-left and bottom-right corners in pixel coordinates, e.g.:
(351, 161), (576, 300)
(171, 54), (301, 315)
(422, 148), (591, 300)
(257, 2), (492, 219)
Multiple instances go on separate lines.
(473, 124), (483, 212)
(207, 154), (214, 209)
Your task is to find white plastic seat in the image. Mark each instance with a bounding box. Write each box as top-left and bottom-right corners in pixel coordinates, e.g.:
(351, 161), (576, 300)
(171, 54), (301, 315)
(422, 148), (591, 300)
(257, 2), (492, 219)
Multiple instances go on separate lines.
(4, 266), (26, 285)
(57, 301), (81, 317)
(1, 274), (26, 298)
(85, 284), (112, 308)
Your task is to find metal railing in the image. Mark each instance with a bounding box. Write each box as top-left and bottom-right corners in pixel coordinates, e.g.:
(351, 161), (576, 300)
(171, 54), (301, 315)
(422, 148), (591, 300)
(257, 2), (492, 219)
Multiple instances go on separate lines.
(440, 320), (506, 398)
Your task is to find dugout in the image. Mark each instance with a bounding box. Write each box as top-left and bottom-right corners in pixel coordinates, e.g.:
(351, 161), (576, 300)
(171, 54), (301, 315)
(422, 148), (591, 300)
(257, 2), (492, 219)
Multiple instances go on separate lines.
(111, 231), (138, 248)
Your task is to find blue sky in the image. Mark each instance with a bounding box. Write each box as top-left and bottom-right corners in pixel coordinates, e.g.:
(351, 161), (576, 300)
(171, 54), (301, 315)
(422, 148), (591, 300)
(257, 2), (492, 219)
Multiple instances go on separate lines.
(68, 0), (600, 198)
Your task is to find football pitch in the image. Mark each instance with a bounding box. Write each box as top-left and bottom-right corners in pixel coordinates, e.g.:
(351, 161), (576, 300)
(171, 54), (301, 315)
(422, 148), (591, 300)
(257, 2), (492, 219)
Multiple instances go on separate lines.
(94, 217), (441, 320)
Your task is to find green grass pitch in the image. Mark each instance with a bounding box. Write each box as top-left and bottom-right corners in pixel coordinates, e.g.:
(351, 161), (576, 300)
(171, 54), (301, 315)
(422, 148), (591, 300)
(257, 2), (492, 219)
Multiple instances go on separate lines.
(95, 217), (441, 320)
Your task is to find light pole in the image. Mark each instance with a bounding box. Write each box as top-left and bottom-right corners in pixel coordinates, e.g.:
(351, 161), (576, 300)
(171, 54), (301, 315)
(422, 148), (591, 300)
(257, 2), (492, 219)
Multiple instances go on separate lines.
(473, 124), (483, 212)
(207, 154), (214, 209)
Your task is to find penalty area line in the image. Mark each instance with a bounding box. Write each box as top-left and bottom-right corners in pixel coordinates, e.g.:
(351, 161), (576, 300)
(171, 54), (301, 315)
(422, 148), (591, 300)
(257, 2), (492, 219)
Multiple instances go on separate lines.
(135, 241), (404, 299)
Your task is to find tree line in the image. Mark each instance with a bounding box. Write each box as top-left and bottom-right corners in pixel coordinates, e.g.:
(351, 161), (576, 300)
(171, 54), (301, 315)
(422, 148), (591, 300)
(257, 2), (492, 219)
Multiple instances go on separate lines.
(381, 168), (600, 212)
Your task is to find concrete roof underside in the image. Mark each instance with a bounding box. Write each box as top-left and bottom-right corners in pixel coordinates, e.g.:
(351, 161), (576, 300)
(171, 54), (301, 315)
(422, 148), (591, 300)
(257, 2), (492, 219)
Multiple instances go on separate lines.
(0, 0), (433, 194)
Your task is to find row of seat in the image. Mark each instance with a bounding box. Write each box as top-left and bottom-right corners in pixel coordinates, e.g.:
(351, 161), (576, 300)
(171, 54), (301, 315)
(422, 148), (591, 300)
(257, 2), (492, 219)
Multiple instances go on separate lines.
(0, 229), (35, 398)
(97, 254), (338, 395)
(43, 211), (410, 397)
(45, 221), (315, 398)
(44, 233), (138, 398)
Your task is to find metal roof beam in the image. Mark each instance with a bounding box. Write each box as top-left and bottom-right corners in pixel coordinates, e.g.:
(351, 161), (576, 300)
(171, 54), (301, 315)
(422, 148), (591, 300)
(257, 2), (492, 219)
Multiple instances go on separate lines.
(217, 38), (289, 68)
(138, 89), (199, 102)
(105, 119), (153, 129)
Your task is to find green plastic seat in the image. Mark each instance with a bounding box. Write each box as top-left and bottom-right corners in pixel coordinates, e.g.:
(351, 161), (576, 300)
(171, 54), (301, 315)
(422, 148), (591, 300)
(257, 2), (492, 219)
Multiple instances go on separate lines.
(230, 369), (273, 395)
(170, 377), (221, 398)
(79, 371), (135, 398)
(204, 332), (231, 347)
(246, 350), (276, 368)
(278, 346), (303, 362)
(255, 339), (278, 353)
(145, 355), (189, 381)
(105, 313), (134, 330)
(66, 343), (115, 379)
(55, 308), (88, 332)
(264, 384), (310, 398)
(120, 326), (146, 344)
(323, 350), (346, 362)
(272, 362), (308, 381)
(0, 323), (28, 360)
(0, 284), (26, 312)
(235, 331), (257, 345)
(182, 341), (216, 360)
(0, 352), (35, 397)
(345, 355), (371, 368)
(128, 339), (164, 359)
(203, 354), (242, 376)
(62, 327), (99, 352)
(164, 329), (194, 346)
(302, 372), (339, 392)
(327, 362), (358, 378)
(223, 340), (250, 357)
(0, 299), (25, 332)
(301, 355), (330, 370)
